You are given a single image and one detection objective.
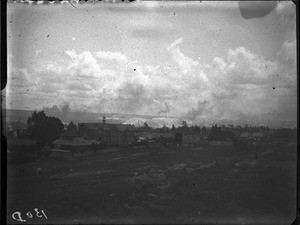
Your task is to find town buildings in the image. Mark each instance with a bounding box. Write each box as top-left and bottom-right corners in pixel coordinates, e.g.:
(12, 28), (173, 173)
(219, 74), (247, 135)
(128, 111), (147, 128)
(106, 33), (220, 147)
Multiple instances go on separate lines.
(174, 127), (202, 147)
(78, 117), (135, 146)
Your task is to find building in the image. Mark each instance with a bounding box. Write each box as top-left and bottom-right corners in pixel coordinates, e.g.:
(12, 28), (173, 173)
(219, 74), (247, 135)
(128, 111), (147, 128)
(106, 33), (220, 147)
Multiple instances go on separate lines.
(52, 137), (100, 150)
(51, 137), (100, 157)
(174, 127), (201, 147)
(78, 117), (135, 146)
(252, 132), (265, 140)
(240, 132), (251, 139)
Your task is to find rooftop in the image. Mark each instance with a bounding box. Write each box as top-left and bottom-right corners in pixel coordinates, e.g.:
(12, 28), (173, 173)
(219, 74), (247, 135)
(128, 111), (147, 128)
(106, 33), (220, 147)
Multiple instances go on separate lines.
(53, 137), (100, 146)
(80, 123), (134, 132)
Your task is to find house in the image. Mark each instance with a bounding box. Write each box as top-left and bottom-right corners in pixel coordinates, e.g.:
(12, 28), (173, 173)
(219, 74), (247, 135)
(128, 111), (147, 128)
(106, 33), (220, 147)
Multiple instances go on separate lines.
(231, 130), (243, 139)
(78, 117), (135, 146)
(174, 127), (201, 147)
(61, 125), (79, 139)
(52, 137), (100, 150)
(52, 136), (100, 157)
(252, 132), (265, 140)
(240, 132), (251, 139)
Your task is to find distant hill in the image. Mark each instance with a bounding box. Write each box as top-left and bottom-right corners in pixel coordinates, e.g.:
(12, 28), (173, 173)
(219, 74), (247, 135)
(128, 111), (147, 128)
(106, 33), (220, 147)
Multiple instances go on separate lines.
(122, 117), (185, 128)
(3, 109), (34, 123)
(3, 108), (126, 124)
(3, 109), (181, 128)
(3, 109), (295, 129)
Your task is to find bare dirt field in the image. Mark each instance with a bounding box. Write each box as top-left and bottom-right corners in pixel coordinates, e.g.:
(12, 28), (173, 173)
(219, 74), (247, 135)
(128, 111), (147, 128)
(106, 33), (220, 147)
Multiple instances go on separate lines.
(7, 143), (297, 224)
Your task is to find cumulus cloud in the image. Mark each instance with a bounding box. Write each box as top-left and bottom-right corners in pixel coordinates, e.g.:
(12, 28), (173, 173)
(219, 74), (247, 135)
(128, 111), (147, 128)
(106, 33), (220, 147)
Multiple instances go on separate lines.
(223, 47), (278, 85)
(61, 101), (71, 115)
(186, 100), (210, 121)
(95, 51), (129, 64)
(278, 40), (296, 72)
(157, 102), (171, 115)
(66, 50), (103, 78)
(6, 36), (297, 127)
(167, 38), (199, 75)
(116, 82), (153, 113)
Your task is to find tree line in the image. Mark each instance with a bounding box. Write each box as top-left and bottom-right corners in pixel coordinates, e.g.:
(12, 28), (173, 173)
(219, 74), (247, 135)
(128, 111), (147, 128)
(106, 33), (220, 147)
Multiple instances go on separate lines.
(6, 110), (297, 148)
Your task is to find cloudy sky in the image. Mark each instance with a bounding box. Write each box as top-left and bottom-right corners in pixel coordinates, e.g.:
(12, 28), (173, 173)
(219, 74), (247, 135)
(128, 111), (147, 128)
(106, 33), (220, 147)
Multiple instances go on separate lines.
(5, 1), (297, 127)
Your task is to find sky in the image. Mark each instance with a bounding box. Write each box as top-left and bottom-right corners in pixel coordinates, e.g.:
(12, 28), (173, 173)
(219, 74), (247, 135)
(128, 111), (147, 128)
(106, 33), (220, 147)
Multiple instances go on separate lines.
(5, 1), (297, 127)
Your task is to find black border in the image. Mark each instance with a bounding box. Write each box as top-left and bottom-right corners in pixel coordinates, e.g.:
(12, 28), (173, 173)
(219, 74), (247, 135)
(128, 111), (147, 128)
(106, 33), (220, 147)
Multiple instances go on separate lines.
(1, 0), (7, 225)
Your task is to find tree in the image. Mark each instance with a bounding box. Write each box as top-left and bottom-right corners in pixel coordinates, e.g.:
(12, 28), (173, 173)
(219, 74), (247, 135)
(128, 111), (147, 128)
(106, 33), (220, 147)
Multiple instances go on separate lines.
(208, 125), (223, 141)
(142, 122), (151, 132)
(192, 125), (201, 133)
(67, 121), (77, 131)
(27, 111), (64, 147)
(222, 130), (235, 140)
(182, 121), (188, 127)
(9, 121), (27, 132)
(171, 124), (176, 132)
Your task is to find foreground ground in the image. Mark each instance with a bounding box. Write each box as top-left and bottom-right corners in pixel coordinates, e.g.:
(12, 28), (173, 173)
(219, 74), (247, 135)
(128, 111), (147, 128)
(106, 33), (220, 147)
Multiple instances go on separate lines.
(7, 142), (297, 224)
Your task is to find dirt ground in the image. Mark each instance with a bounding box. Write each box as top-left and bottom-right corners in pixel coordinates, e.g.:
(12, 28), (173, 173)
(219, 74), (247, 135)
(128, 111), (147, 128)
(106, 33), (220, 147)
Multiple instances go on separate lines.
(6, 142), (297, 224)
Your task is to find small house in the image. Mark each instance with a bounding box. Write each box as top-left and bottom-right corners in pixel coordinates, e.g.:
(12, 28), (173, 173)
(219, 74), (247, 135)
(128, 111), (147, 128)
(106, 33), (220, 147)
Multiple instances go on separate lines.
(174, 127), (201, 147)
(252, 132), (265, 140)
(78, 117), (135, 146)
(240, 133), (251, 140)
(52, 137), (100, 150)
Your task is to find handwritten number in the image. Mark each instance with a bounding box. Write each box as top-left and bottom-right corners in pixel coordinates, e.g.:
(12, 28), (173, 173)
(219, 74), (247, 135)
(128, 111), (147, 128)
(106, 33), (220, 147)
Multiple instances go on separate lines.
(12, 209), (47, 221)
(26, 212), (33, 218)
(41, 210), (48, 219)
(12, 212), (26, 222)
(34, 208), (43, 218)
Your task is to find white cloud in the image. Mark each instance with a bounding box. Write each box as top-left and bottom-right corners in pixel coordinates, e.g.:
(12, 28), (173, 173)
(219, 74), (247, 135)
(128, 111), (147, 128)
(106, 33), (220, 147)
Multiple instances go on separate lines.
(66, 50), (102, 78)
(167, 38), (199, 74)
(6, 38), (297, 126)
(167, 38), (184, 50)
(213, 57), (227, 69)
(224, 47), (278, 85)
(279, 40), (296, 67)
(95, 51), (129, 64)
(35, 50), (42, 56)
(65, 49), (77, 59)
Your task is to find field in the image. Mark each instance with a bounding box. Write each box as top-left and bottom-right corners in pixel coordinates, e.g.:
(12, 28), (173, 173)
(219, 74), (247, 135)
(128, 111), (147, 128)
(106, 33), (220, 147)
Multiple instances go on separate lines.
(7, 142), (297, 224)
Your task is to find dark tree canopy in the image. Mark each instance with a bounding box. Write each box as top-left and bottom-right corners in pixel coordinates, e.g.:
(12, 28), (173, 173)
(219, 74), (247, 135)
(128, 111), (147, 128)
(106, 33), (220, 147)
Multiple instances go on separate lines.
(27, 111), (64, 147)
(208, 125), (223, 141)
(67, 121), (77, 131)
(202, 126), (207, 134)
(208, 125), (235, 141)
(171, 124), (176, 131)
(191, 125), (201, 133)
